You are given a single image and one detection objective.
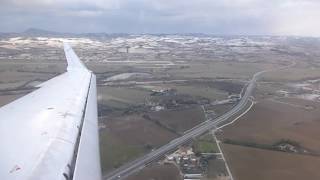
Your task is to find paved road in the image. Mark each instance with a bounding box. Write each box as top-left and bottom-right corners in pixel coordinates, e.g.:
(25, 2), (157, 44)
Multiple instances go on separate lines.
(103, 69), (268, 180)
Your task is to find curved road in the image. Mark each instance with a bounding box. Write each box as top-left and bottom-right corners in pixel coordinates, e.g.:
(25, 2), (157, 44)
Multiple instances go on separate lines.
(104, 62), (295, 180)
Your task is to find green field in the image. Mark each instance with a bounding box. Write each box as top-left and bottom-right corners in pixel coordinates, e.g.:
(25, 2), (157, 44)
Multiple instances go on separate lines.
(167, 62), (276, 79)
(170, 84), (229, 101)
(97, 86), (150, 108)
(99, 130), (146, 173)
(193, 133), (219, 154)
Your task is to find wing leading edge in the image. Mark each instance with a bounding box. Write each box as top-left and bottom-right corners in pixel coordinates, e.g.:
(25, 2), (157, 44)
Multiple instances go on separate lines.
(0, 43), (101, 180)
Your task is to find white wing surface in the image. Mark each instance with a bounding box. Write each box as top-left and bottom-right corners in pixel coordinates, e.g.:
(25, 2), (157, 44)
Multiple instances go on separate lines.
(0, 43), (101, 180)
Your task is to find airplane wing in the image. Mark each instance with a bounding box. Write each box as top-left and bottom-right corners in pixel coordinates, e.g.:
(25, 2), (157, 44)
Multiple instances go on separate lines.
(0, 43), (102, 180)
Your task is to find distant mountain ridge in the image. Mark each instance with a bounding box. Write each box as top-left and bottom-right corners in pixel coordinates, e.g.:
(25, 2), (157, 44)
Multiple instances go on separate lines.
(0, 28), (214, 38)
(23, 28), (63, 36)
(1, 28), (291, 39)
(0, 28), (70, 38)
(0, 28), (135, 38)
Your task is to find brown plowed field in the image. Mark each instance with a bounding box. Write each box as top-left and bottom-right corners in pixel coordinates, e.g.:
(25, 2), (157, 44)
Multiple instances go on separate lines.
(219, 98), (320, 180)
(222, 143), (320, 180)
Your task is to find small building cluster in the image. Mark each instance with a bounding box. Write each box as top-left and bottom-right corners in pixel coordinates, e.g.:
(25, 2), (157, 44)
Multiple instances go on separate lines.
(166, 147), (204, 180)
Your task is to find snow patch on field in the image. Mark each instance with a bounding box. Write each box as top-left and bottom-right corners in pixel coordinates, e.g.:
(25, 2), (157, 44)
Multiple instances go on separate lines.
(105, 73), (152, 81)
(0, 37), (103, 48)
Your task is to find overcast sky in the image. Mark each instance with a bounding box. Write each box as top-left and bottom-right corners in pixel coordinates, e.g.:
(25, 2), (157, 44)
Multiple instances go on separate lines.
(0, 0), (319, 36)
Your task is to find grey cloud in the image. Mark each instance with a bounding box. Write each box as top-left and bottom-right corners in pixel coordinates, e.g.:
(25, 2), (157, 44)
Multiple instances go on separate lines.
(0, 0), (320, 36)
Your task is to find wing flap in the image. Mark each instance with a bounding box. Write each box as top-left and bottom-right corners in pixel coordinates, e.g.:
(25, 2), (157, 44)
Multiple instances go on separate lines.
(73, 75), (102, 180)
